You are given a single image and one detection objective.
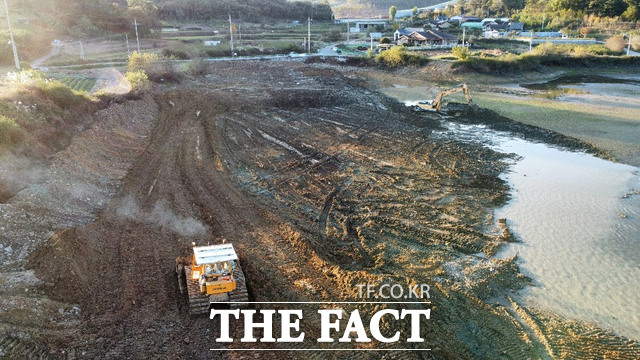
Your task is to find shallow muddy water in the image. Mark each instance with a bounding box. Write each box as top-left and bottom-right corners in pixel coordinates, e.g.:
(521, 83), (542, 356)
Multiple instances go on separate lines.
(520, 74), (640, 91)
(437, 121), (640, 340)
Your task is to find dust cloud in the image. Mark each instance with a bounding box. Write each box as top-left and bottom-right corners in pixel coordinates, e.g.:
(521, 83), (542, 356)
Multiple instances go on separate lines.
(0, 156), (46, 202)
(116, 195), (206, 236)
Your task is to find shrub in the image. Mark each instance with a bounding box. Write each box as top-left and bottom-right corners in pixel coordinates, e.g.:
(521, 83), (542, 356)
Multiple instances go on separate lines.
(36, 80), (91, 108)
(380, 37), (391, 44)
(146, 61), (182, 83)
(0, 115), (22, 148)
(188, 58), (210, 75)
(127, 51), (181, 83)
(451, 46), (468, 60)
(632, 36), (640, 51)
(162, 48), (190, 60)
(531, 42), (558, 56)
(375, 46), (428, 67)
(125, 70), (150, 93)
(324, 29), (343, 42)
(127, 52), (160, 73)
(572, 46), (590, 57)
(605, 35), (626, 53)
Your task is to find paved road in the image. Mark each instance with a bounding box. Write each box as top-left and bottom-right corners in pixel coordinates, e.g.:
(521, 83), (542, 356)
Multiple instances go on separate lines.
(625, 47), (640, 56)
(30, 44), (62, 69)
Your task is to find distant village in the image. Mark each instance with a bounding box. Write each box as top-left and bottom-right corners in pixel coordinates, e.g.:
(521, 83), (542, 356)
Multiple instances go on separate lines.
(335, 12), (591, 51)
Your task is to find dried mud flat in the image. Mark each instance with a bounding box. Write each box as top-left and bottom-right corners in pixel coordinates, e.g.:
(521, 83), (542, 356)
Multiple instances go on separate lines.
(0, 61), (639, 359)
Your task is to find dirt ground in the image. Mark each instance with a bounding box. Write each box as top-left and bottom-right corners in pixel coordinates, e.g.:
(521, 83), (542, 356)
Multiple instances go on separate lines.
(1, 61), (639, 359)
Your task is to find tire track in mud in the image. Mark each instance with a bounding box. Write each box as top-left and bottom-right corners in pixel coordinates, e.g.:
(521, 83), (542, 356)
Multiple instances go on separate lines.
(319, 179), (353, 241)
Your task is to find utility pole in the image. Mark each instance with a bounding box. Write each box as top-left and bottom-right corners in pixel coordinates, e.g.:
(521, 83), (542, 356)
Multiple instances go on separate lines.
(347, 20), (350, 43)
(370, 34), (373, 51)
(462, 26), (466, 47)
(3, 0), (20, 70)
(126, 34), (130, 56)
(529, 30), (533, 51)
(542, 14), (546, 30)
(229, 14), (234, 56)
(79, 41), (84, 60)
(134, 18), (140, 53)
(628, 35), (632, 56)
(307, 16), (311, 53)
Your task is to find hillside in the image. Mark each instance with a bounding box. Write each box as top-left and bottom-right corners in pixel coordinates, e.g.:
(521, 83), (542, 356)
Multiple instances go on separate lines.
(317, 0), (447, 18)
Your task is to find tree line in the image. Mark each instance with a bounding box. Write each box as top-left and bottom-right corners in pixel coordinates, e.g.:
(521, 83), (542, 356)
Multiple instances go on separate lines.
(157, 0), (332, 21)
(450, 0), (639, 22)
(11, 0), (333, 37)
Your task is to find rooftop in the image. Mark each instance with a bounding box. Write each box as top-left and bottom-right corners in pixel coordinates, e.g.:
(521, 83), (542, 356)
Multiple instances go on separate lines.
(193, 243), (238, 265)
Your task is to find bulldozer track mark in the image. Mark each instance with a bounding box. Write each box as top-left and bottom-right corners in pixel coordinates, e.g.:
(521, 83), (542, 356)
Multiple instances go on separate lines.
(0, 335), (47, 360)
(272, 125), (382, 189)
(319, 179), (353, 241)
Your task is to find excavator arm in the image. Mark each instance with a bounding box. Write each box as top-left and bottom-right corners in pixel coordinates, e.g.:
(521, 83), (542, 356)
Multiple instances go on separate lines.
(416, 83), (473, 112)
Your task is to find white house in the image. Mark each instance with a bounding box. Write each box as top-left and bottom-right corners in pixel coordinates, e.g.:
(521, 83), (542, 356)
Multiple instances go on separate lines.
(394, 27), (424, 41)
(335, 18), (387, 33)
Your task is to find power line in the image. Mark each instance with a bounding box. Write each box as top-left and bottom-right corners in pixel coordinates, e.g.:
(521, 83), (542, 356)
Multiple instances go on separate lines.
(3, 0), (20, 70)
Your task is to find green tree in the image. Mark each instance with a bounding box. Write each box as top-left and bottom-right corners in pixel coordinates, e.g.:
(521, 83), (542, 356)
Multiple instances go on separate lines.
(455, 0), (466, 14)
(452, 45), (469, 59)
(71, 16), (100, 38)
(622, 0), (640, 20)
(413, 6), (419, 16)
(127, 0), (159, 33)
(390, 5), (397, 21)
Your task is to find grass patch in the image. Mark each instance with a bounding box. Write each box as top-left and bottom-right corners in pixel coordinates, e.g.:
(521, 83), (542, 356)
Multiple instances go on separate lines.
(57, 77), (97, 93)
(7, 71), (93, 109)
(473, 91), (640, 165)
(474, 92), (639, 123)
(453, 42), (640, 73)
(0, 115), (22, 149)
(453, 53), (640, 73)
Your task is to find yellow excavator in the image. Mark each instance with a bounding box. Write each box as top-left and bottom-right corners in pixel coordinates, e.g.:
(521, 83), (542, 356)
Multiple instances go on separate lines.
(176, 242), (248, 315)
(415, 83), (473, 112)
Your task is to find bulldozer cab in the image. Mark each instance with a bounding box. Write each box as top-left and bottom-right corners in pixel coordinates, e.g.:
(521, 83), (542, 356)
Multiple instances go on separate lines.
(190, 244), (238, 295)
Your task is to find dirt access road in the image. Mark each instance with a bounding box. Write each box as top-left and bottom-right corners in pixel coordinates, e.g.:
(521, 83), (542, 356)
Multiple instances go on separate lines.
(1, 61), (639, 359)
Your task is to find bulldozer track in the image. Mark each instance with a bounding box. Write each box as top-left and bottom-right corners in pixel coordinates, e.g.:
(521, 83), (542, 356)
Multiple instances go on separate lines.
(228, 264), (249, 308)
(183, 266), (210, 316)
(182, 263), (249, 315)
(0, 335), (47, 359)
(319, 179), (353, 241)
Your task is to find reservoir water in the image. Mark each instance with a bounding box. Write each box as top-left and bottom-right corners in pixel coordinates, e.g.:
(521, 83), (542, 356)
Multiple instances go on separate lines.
(437, 121), (640, 340)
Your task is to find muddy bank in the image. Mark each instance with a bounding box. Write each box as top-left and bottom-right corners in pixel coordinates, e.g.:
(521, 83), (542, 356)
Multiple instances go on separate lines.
(444, 104), (614, 161)
(1, 61), (638, 359)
